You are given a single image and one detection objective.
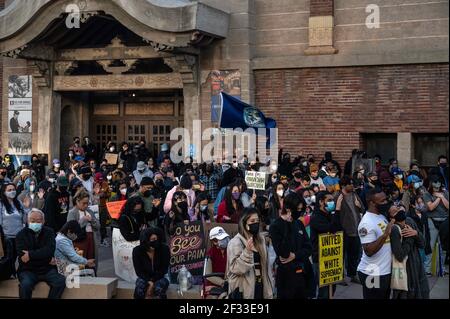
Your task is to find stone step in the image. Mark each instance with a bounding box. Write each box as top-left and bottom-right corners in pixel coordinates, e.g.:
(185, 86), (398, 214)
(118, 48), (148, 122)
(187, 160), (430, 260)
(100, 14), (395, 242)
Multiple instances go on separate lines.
(0, 277), (118, 299)
(114, 280), (202, 299)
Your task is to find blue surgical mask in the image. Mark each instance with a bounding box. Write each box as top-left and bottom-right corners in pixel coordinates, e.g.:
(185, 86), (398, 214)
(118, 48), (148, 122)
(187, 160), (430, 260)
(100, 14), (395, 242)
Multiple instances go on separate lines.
(325, 201), (335, 212)
(414, 182), (423, 190)
(29, 223), (42, 233)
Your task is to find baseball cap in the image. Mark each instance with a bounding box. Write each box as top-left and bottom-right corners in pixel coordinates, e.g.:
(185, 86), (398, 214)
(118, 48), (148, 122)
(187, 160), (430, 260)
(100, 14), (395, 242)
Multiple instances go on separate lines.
(161, 143), (169, 152)
(136, 161), (147, 170)
(391, 167), (403, 176)
(57, 176), (69, 187)
(209, 227), (230, 241)
(406, 174), (422, 184)
(52, 159), (60, 165)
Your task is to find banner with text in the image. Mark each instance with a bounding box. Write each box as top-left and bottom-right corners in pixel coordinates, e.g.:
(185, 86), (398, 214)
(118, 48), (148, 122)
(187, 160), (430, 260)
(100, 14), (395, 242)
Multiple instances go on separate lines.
(318, 231), (344, 287)
(245, 171), (267, 190)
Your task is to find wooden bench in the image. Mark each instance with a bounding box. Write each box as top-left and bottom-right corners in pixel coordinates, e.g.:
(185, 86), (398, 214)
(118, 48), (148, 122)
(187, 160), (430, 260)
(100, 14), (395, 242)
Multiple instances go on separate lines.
(0, 277), (118, 299)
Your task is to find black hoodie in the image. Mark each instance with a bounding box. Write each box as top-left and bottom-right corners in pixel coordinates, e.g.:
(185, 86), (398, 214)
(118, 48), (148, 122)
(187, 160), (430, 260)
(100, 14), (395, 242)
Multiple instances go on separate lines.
(309, 208), (342, 263)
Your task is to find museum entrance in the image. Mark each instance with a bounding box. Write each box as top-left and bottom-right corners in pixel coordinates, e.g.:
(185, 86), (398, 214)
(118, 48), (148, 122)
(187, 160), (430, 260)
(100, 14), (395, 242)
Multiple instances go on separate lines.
(89, 90), (184, 158)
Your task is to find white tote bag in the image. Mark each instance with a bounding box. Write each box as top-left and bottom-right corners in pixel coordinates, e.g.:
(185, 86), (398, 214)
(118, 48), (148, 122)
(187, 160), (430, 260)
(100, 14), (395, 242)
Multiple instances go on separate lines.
(390, 224), (408, 291)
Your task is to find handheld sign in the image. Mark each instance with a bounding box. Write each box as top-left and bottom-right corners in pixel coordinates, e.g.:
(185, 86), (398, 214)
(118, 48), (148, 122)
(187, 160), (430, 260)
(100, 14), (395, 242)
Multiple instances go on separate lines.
(245, 171), (266, 190)
(112, 228), (139, 283)
(169, 221), (206, 284)
(105, 153), (118, 165)
(318, 231), (344, 288)
(106, 200), (126, 219)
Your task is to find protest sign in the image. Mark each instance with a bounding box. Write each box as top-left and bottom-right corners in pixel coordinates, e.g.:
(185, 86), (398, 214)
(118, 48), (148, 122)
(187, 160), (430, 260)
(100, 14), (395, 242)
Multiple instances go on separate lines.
(168, 221), (206, 283)
(318, 231), (344, 288)
(112, 228), (139, 283)
(105, 153), (118, 165)
(203, 222), (238, 250)
(245, 171), (266, 190)
(106, 200), (126, 219)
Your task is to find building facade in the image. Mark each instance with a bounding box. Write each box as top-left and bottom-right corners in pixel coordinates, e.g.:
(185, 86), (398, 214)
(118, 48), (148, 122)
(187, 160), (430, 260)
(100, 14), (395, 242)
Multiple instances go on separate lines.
(0, 0), (448, 169)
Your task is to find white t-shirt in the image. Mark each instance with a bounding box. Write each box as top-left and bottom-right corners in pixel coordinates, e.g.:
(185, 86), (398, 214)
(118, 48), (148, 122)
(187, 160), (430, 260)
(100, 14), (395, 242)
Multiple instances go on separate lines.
(357, 211), (392, 276)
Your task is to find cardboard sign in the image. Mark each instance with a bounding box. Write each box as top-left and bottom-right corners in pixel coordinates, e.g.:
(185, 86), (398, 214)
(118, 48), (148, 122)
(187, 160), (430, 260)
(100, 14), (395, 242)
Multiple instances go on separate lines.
(106, 200), (126, 219)
(105, 153), (118, 165)
(318, 231), (344, 287)
(203, 222), (238, 251)
(168, 221), (206, 283)
(112, 228), (139, 283)
(245, 171), (266, 190)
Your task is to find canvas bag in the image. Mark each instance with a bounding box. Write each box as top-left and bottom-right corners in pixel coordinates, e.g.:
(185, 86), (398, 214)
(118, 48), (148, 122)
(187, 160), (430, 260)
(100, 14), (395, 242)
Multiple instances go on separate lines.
(391, 224), (408, 291)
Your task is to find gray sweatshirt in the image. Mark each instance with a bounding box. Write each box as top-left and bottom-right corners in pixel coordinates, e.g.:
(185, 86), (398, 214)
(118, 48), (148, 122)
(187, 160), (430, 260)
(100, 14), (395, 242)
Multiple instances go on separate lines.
(0, 202), (28, 239)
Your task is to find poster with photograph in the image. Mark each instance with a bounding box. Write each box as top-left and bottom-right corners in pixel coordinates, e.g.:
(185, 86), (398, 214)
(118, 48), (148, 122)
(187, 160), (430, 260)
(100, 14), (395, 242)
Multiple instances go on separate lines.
(8, 75), (32, 155)
(211, 70), (241, 122)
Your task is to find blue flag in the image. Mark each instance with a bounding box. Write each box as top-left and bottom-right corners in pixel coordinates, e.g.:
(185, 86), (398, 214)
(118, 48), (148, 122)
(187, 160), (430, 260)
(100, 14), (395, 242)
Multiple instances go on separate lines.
(218, 92), (277, 147)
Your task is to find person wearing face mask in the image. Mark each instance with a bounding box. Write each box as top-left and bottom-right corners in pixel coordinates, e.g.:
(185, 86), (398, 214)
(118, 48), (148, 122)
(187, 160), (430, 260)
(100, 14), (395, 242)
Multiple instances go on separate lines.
(119, 197), (148, 242)
(255, 196), (271, 231)
(267, 182), (286, 226)
(388, 204), (430, 299)
(402, 174), (424, 212)
(69, 137), (85, 157)
(0, 183), (29, 276)
(391, 167), (405, 193)
(217, 183), (244, 224)
(133, 227), (170, 299)
(278, 150), (294, 179)
(407, 196), (432, 267)
(0, 164), (12, 186)
(227, 208), (273, 299)
(309, 164), (325, 191)
(428, 155), (449, 190)
(310, 191), (342, 298)
(15, 209), (66, 299)
(165, 191), (190, 236)
(131, 177), (160, 227)
(82, 136), (97, 162)
(204, 227), (230, 297)
(335, 176), (365, 284)
(163, 174), (195, 217)
(2, 155), (16, 180)
(422, 175), (449, 275)
(111, 180), (130, 202)
(193, 192), (215, 223)
(42, 176), (70, 233)
(323, 166), (340, 194)
(199, 163), (220, 201)
(18, 177), (45, 211)
(270, 193), (313, 299)
(55, 220), (95, 276)
(289, 167), (303, 190)
(31, 154), (45, 184)
(120, 142), (137, 174)
(133, 161), (154, 186)
(357, 189), (394, 299)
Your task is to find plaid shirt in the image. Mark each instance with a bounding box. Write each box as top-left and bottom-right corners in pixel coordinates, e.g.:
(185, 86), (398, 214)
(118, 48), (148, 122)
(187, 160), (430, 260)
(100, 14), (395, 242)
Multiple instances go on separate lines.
(199, 173), (220, 200)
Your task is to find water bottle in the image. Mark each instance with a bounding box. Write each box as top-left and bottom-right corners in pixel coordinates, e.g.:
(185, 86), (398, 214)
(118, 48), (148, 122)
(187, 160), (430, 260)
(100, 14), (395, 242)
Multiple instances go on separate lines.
(177, 265), (192, 293)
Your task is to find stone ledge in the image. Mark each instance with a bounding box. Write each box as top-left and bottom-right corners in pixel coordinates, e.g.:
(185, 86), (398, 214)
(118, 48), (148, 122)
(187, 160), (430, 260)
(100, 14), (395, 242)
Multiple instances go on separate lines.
(0, 277), (118, 299)
(114, 280), (202, 299)
(304, 45), (339, 56)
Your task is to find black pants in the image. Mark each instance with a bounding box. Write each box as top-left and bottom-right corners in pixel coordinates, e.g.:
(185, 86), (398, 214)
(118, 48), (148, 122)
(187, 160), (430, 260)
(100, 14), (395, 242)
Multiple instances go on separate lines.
(344, 235), (361, 277)
(276, 264), (307, 299)
(99, 206), (108, 241)
(358, 271), (391, 299)
(18, 268), (66, 299)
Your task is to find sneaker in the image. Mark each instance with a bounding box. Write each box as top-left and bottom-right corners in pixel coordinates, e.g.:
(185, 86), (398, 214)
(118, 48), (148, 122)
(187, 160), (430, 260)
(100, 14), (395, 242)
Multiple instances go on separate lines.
(350, 276), (361, 285)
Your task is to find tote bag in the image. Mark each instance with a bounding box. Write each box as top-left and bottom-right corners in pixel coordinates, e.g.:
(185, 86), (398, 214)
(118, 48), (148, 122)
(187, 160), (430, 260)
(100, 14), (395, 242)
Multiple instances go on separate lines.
(391, 224), (408, 291)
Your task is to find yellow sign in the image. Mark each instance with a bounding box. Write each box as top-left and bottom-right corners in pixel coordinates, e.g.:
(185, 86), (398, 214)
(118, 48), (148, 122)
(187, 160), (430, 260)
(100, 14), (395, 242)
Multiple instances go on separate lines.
(318, 231), (344, 287)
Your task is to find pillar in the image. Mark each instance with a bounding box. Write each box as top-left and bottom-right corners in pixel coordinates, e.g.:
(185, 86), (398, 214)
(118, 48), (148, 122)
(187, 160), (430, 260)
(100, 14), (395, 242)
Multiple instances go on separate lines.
(397, 133), (413, 171)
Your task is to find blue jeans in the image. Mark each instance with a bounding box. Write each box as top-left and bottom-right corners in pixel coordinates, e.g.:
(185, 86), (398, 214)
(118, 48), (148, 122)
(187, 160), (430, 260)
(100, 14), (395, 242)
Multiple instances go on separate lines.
(18, 268), (66, 299)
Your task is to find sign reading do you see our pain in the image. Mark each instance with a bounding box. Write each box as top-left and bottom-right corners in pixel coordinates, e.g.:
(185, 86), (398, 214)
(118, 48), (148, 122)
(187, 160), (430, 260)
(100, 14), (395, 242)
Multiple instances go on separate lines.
(319, 231), (344, 287)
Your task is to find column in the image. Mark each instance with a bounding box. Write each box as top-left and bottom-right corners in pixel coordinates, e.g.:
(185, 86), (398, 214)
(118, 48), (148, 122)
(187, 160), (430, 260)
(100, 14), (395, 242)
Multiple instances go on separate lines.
(397, 133), (413, 171)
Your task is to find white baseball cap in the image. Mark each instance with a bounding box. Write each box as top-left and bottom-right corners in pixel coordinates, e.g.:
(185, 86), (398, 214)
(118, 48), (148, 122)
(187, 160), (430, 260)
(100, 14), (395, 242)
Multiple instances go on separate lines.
(209, 227), (229, 241)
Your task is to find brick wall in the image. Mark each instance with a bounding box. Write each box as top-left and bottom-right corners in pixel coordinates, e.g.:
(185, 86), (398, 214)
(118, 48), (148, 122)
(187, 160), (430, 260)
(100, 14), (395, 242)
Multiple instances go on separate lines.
(310, 0), (334, 16)
(255, 63), (449, 166)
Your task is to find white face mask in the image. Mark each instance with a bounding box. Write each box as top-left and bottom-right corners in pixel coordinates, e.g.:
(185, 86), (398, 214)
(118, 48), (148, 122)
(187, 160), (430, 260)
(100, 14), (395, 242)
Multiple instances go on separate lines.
(107, 175), (112, 181)
(271, 165), (277, 172)
(5, 191), (16, 199)
(29, 185), (36, 192)
(276, 189), (284, 197)
(54, 164), (61, 168)
(310, 195), (316, 203)
(109, 147), (115, 152)
(232, 162), (238, 168)
(48, 178), (55, 183)
(120, 188), (127, 195)
(305, 197), (312, 206)
(271, 177), (277, 183)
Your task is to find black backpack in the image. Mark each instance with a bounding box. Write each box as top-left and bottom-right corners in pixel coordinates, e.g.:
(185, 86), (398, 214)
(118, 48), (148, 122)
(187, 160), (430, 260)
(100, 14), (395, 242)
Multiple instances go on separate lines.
(0, 226), (15, 281)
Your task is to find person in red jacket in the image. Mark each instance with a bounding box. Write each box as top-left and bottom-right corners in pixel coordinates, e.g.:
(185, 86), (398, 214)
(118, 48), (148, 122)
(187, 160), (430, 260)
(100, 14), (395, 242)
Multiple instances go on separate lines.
(217, 182), (243, 224)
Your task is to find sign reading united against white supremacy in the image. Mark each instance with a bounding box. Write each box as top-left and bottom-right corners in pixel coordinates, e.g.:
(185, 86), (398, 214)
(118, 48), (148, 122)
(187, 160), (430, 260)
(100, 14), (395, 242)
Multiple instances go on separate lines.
(245, 171), (266, 190)
(319, 232), (344, 287)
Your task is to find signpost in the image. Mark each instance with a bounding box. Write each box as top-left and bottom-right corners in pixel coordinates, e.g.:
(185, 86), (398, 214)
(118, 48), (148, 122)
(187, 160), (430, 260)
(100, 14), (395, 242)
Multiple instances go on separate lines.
(245, 171), (266, 190)
(318, 231), (344, 298)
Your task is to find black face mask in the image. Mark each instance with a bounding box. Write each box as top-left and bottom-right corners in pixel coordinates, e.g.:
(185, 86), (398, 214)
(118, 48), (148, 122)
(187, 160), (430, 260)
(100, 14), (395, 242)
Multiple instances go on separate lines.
(82, 174), (91, 181)
(376, 202), (391, 217)
(177, 201), (188, 213)
(0, 172), (6, 177)
(247, 223), (260, 236)
(59, 186), (68, 193)
(292, 210), (302, 221)
(148, 240), (160, 250)
(394, 210), (407, 222)
(143, 190), (152, 198)
(294, 172), (302, 179)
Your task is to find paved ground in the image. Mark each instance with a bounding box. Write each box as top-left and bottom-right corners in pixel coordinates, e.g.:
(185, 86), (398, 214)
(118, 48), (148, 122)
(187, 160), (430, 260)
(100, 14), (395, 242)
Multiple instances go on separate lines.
(97, 231), (449, 299)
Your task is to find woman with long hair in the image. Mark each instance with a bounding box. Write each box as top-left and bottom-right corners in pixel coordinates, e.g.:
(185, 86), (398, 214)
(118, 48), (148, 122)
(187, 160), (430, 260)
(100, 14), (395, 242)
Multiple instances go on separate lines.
(268, 182), (285, 226)
(0, 183), (28, 276)
(164, 191), (190, 236)
(217, 182), (244, 223)
(226, 207), (273, 299)
(118, 196), (147, 242)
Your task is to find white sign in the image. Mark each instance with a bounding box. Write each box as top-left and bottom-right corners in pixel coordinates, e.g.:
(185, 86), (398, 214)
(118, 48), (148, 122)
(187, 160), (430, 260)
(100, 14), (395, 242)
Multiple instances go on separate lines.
(112, 228), (139, 283)
(245, 171), (267, 190)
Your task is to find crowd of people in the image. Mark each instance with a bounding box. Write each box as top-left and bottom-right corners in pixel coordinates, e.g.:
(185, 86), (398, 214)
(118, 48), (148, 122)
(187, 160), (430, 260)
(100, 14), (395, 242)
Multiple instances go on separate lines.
(0, 137), (448, 300)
